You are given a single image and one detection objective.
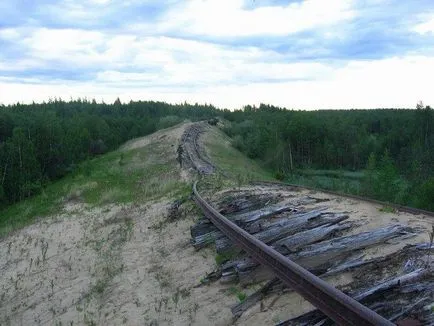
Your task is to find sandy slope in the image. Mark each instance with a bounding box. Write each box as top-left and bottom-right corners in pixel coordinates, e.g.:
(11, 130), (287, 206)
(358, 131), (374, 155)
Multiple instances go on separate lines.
(0, 123), (234, 326)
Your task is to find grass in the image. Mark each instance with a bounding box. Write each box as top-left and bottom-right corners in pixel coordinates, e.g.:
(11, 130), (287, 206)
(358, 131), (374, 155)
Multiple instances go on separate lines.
(215, 249), (239, 265)
(228, 286), (247, 303)
(297, 169), (364, 180)
(2, 124), (270, 236)
(378, 206), (397, 213)
(0, 138), (190, 238)
(203, 128), (275, 184)
(286, 172), (363, 195)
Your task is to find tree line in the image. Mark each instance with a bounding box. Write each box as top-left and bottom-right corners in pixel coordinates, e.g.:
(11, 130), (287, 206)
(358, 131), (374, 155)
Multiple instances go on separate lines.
(1, 99), (433, 212)
(0, 99), (218, 206)
(220, 103), (434, 211)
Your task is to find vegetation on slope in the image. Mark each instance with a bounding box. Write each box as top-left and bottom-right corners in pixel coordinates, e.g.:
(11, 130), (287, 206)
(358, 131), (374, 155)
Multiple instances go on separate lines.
(0, 129), (190, 237)
(1, 98), (433, 226)
(202, 127), (274, 184)
(0, 99), (217, 206)
(220, 103), (434, 211)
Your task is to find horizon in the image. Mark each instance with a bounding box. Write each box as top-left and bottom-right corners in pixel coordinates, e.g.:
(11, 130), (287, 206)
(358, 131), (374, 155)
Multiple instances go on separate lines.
(1, 0), (434, 109)
(0, 97), (422, 111)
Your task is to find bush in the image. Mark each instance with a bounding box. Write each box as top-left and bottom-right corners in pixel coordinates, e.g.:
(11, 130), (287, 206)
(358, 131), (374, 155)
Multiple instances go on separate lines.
(157, 115), (182, 130)
(275, 171), (285, 180)
(415, 178), (434, 211)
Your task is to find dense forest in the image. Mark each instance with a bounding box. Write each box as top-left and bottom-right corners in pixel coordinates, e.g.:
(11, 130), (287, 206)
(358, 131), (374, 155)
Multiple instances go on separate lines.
(0, 99), (433, 212)
(0, 99), (218, 206)
(220, 103), (434, 211)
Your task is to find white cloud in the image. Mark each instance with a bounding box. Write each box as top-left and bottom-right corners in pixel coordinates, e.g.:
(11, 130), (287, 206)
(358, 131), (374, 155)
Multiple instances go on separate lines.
(0, 28), (21, 41)
(24, 28), (104, 57)
(2, 56), (433, 109)
(413, 16), (434, 34)
(2, 0), (434, 109)
(160, 0), (356, 37)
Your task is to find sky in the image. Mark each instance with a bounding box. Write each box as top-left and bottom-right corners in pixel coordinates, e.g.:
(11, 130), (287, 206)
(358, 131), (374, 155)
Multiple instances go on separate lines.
(1, 0), (434, 109)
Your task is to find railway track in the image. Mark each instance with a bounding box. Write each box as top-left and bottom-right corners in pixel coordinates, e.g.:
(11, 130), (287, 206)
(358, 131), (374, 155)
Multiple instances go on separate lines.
(192, 181), (395, 326)
(180, 123), (215, 175)
(186, 122), (432, 325)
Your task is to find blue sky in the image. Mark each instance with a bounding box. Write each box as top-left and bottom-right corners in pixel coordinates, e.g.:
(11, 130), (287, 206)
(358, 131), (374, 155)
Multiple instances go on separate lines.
(1, 0), (434, 109)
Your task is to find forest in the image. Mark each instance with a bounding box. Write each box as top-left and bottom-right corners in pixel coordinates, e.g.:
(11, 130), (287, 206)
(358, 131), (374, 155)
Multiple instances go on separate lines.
(220, 103), (434, 211)
(0, 99), (217, 206)
(0, 99), (433, 211)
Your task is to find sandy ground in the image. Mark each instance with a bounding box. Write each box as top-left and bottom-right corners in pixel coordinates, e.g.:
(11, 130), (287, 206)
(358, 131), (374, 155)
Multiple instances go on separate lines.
(120, 121), (193, 152)
(0, 123), (235, 326)
(1, 123), (432, 326)
(0, 200), (237, 326)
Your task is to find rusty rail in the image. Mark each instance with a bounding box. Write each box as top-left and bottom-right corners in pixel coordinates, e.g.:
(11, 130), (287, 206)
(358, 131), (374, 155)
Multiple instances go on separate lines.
(192, 181), (394, 326)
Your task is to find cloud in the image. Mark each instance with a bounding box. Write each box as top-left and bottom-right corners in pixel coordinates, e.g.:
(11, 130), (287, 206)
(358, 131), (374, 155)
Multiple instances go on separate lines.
(413, 16), (434, 35)
(1, 0), (434, 108)
(2, 55), (434, 109)
(160, 0), (355, 37)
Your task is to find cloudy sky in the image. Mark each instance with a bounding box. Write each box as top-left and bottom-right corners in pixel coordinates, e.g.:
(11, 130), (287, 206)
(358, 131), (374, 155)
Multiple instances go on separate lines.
(1, 0), (434, 109)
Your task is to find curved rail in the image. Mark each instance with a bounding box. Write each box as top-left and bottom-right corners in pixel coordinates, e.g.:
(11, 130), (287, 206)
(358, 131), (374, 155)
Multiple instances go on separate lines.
(192, 181), (394, 326)
(252, 180), (434, 217)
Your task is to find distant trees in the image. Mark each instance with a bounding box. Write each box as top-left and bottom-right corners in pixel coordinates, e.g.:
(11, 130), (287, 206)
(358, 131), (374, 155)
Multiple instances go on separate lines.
(222, 103), (434, 211)
(1, 128), (42, 202)
(415, 178), (434, 211)
(0, 98), (433, 212)
(0, 99), (218, 207)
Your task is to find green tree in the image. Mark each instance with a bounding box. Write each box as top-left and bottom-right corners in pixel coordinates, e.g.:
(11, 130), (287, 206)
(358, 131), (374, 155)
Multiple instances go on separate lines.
(3, 128), (41, 202)
(414, 178), (434, 211)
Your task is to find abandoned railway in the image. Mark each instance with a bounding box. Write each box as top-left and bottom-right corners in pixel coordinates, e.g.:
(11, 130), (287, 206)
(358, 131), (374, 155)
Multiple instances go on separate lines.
(182, 122), (434, 325)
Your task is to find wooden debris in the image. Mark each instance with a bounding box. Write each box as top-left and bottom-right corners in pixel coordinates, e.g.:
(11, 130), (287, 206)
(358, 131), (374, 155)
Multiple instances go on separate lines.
(191, 230), (224, 249)
(280, 268), (433, 326)
(191, 186), (429, 322)
(231, 203), (296, 226)
(293, 224), (412, 270)
(272, 222), (351, 254)
(352, 268), (430, 301)
(231, 278), (282, 318)
(254, 208), (330, 244)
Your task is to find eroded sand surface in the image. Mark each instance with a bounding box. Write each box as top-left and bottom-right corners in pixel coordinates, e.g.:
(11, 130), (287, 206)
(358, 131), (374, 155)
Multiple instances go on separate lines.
(120, 122), (192, 152)
(1, 199), (239, 325)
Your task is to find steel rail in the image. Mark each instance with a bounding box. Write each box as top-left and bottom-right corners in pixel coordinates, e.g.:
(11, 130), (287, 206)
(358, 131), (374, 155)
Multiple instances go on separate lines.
(252, 180), (434, 217)
(192, 181), (394, 326)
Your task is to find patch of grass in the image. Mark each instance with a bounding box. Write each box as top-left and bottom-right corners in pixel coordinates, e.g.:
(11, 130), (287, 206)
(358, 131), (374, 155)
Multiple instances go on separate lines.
(297, 169), (364, 180)
(237, 291), (247, 302)
(92, 278), (109, 295)
(0, 137), (190, 237)
(215, 249), (239, 265)
(0, 176), (74, 237)
(378, 206), (396, 213)
(286, 173), (363, 195)
(203, 128), (274, 184)
(228, 286), (247, 303)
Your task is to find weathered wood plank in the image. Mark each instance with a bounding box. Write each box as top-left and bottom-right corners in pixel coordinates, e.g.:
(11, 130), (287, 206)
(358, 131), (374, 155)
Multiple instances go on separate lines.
(293, 224), (412, 269)
(282, 268), (433, 325)
(231, 203), (296, 225)
(231, 278), (282, 318)
(272, 222), (351, 254)
(221, 225), (414, 284)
